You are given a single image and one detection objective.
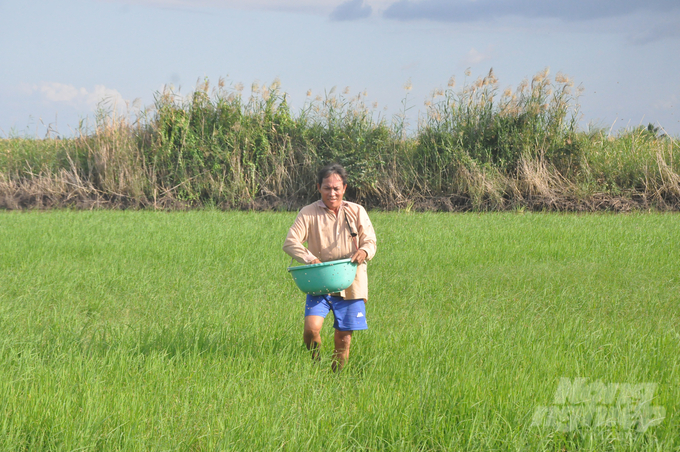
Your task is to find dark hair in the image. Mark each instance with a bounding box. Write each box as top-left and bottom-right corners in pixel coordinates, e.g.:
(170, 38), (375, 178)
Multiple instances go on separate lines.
(317, 163), (348, 187)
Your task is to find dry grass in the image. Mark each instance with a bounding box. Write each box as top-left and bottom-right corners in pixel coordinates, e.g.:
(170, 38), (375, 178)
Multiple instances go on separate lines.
(1, 72), (679, 212)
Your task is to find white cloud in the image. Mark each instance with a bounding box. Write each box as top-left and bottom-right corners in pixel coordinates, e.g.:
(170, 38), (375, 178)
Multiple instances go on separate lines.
(460, 47), (493, 67)
(40, 82), (88, 103)
(87, 85), (127, 109)
(20, 82), (127, 110)
(654, 94), (677, 111)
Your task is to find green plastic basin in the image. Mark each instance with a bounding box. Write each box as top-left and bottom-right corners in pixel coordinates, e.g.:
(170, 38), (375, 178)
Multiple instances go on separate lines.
(287, 258), (358, 295)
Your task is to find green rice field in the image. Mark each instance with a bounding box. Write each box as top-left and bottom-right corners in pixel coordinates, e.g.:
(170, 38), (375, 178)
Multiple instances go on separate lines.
(0, 211), (678, 451)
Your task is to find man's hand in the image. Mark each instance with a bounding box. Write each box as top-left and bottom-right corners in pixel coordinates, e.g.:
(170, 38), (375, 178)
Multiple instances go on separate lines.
(351, 249), (368, 265)
(310, 258), (322, 264)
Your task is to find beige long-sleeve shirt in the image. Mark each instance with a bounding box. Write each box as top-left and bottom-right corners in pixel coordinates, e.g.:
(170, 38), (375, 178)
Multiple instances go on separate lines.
(283, 200), (377, 301)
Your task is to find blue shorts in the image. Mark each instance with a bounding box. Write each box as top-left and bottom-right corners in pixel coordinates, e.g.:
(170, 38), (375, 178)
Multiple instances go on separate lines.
(305, 294), (368, 331)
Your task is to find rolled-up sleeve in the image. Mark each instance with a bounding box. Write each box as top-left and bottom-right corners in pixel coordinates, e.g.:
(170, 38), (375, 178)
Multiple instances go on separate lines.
(283, 210), (318, 264)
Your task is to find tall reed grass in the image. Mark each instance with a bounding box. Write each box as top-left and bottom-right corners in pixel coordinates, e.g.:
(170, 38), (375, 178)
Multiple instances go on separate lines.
(1, 71), (678, 211)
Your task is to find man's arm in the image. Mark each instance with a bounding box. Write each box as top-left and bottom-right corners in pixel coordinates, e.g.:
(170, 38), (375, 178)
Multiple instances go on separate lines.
(283, 212), (319, 264)
(356, 206), (377, 262)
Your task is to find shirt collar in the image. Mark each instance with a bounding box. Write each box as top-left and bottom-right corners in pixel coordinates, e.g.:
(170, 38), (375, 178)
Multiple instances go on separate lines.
(317, 199), (347, 212)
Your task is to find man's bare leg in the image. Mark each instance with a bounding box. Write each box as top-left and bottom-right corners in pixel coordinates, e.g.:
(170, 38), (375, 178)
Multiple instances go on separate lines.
(332, 330), (353, 372)
(303, 315), (324, 361)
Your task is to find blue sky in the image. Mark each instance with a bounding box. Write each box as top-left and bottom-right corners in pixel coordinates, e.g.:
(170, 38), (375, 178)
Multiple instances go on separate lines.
(1, 0), (679, 137)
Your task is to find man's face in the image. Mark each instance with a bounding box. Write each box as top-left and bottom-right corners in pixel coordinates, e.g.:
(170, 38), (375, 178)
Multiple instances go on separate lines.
(318, 173), (346, 211)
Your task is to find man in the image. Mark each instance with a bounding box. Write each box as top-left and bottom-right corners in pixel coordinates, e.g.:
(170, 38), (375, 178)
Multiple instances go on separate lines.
(283, 163), (377, 371)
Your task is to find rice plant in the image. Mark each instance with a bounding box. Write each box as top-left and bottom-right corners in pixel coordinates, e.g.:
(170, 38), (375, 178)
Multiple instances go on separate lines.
(0, 210), (678, 450)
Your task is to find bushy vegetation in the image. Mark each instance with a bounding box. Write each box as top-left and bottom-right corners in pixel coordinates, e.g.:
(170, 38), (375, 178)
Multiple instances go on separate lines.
(1, 211), (678, 450)
(1, 70), (678, 211)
